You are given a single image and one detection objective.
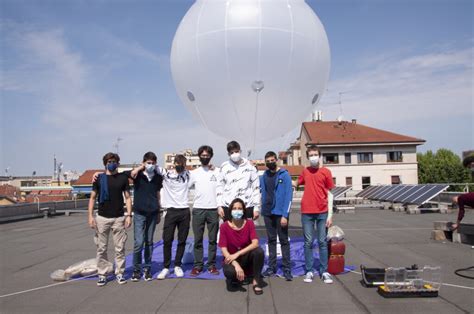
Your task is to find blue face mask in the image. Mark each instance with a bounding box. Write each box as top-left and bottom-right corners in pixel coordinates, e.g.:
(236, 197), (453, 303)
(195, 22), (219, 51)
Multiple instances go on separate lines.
(107, 162), (118, 172)
(231, 210), (244, 220)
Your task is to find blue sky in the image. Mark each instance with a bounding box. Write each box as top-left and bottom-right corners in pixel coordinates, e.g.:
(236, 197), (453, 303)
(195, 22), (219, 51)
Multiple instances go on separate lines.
(1, 0), (473, 176)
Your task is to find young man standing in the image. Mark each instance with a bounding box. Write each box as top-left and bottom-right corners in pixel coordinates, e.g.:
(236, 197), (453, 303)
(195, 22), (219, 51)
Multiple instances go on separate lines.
(260, 151), (293, 281)
(156, 154), (191, 280)
(128, 152), (163, 282)
(217, 141), (260, 221)
(188, 145), (220, 276)
(295, 145), (335, 284)
(88, 152), (132, 286)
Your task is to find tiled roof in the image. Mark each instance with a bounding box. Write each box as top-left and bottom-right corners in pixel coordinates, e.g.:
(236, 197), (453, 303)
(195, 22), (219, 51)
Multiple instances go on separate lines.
(302, 121), (425, 145)
(257, 165), (304, 177)
(73, 169), (105, 186)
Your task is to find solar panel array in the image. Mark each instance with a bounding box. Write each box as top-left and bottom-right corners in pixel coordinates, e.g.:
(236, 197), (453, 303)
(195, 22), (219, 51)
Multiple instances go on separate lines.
(331, 186), (352, 200)
(355, 184), (449, 205)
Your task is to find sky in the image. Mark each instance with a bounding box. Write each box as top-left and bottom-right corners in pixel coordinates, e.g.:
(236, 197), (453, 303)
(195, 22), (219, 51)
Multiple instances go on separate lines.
(1, 0), (473, 176)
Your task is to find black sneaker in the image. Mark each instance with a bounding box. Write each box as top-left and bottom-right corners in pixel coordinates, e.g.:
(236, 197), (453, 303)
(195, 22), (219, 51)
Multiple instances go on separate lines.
(116, 274), (127, 285)
(283, 269), (293, 281)
(131, 270), (141, 282)
(262, 268), (276, 278)
(143, 268), (153, 281)
(97, 275), (107, 287)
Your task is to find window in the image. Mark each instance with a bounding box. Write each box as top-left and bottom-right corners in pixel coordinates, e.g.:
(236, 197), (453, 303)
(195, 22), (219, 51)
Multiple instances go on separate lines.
(362, 176), (371, 189)
(387, 151), (403, 162)
(357, 152), (373, 163)
(332, 177), (337, 185)
(391, 176), (401, 185)
(346, 177), (352, 186)
(345, 153), (351, 164)
(323, 153), (339, 164)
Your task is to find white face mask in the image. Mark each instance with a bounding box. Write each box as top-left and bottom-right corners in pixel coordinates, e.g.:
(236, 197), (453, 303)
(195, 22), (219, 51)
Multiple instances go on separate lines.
(145, 164), (156, 173)
(309, 156), (320, 167)
(230, 152), (241, 163)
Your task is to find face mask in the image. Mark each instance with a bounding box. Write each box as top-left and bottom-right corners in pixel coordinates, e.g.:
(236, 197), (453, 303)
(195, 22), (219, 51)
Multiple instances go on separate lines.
(230, 152), (241, 163)
(107, 162), (118, 172)
(231, 210), (244, 220)
(145, 164), (155, 173)
(175, 165), (185, 173)
(266, 162), (277, 171)
(199, 157), (211, 166)
(309, 156), (320, 167)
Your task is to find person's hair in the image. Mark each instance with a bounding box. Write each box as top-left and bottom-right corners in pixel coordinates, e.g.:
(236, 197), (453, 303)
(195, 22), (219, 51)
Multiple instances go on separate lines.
(306, 145), (321, 158)
(143, 151), (157, 162)
(227, 141), (241, 153)
(102, 152), (120, 166)
(463, 154), (474, 168)
(229, 198), (246, 211)
(198, 145), (214, 158)
(174, 154), (187, 165)
(264, 151), (277, 160)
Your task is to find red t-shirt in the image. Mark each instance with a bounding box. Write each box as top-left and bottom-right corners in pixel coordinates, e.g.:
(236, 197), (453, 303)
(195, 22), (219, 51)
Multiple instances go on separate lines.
(298, 166), (335, 214)
(218, 220), (258, 254)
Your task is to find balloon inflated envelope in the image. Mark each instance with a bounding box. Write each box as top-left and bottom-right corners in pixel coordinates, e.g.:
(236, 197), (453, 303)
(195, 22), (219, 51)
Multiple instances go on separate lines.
(171, 0), (330, 145)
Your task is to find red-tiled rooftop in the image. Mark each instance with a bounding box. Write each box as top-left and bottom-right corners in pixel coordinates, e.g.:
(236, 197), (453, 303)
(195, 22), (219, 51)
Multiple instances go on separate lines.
(73, 169), (105, 186)
(303, 121), (425, 145)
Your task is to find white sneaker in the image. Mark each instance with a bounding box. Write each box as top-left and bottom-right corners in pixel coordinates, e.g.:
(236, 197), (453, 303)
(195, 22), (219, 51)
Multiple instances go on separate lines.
(303, 271), (314, 283)
(322, 272), (333, 284)
(157, 268), (169, 280)
(174, 266), (184, 278)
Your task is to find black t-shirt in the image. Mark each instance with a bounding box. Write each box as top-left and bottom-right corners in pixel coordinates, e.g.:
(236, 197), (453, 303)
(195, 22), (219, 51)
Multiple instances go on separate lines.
(92, 173), (130, 218)
(263, 171), (277, 214)
(123, 170), (163, 212)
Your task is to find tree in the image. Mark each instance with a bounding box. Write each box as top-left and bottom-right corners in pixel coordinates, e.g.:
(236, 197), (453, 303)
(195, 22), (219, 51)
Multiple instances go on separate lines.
(417, 149), (472, 191)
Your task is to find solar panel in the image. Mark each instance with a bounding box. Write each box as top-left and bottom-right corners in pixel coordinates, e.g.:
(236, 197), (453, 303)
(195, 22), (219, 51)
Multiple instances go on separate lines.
(363, 186), (386, 199)
(331, 186), (352, 200)
(410, 184), (448, 205)
(369, 186), (392, 200)
(379, 185), (405, 201)
(399, 185), (433, 203)
(355, 185), (377, 198)
(385, 185), (415, 202)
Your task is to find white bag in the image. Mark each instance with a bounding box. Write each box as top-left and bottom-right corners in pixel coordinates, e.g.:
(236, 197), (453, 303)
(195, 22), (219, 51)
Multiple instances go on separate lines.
(327, 225), (345, 241)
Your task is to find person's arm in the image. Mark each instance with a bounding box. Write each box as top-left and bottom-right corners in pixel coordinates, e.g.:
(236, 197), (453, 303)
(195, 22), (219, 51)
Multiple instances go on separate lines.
(294, 173), (305, 188)
(130, 164), (145, 179)
(124, 190), (132, 228)
(281, 172), (293, 227)
(221, 247), (245, 281)
(88, 190), (97, 229)
(326, 191), (334, 227)
(216, 166), (225, 218)
(91, 171), (104, 183)
(250, 168), (261, 220)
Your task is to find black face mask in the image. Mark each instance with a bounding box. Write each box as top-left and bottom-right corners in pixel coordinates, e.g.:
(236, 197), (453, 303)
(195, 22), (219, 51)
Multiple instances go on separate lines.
(175, 165), (185, 173)
(266, 162), (277, 171)
(200, 157), (211, 166)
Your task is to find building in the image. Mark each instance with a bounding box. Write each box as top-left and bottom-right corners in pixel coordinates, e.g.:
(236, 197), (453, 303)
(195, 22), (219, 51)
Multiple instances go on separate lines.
(286, 119), (425, 190)
(164, 149), (201, 169)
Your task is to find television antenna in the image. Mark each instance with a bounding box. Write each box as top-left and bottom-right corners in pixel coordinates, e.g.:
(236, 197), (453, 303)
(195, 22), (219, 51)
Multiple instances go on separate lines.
(113, 137), (123, 154)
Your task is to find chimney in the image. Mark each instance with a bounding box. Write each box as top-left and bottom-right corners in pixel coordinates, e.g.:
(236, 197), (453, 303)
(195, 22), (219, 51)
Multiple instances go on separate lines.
(351, 119), (357, 124)
(312, 110), (323, 122)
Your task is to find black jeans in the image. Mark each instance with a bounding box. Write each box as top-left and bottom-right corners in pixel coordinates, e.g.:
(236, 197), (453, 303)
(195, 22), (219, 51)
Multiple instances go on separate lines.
(192, 208), (219, 269)
(223, 247), (264, 283)
(223, 206), (254, 221)
(263, 214), (291, 272)
(162, 208), (190, 268)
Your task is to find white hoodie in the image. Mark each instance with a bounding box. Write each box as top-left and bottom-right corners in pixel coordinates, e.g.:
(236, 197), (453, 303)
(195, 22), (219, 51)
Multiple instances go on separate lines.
(216, 158), (260, 211)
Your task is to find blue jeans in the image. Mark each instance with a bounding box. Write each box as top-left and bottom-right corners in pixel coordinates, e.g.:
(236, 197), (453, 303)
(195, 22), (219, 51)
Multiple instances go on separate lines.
(301, 213), (328, 275)
(133, 210), (159, 272)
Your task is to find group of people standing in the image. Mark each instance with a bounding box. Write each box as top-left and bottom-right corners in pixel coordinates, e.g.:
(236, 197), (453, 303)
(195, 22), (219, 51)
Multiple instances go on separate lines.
(87, 141), (335, 294)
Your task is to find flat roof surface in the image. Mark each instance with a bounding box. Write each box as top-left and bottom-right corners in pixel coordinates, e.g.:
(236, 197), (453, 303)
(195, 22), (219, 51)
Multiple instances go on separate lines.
(1, 208), (473, 313)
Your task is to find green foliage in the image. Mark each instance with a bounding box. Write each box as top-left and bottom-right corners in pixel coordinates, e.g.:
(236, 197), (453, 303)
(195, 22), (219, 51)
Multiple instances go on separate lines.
(417, 149), (472, 191)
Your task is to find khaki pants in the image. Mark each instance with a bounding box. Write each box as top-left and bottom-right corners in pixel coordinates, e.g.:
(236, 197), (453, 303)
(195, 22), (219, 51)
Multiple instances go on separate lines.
(95, 215), (128, 275)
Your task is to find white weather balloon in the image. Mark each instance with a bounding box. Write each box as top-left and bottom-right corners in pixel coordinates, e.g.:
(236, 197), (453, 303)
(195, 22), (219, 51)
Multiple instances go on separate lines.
(170, 0), (330, 146)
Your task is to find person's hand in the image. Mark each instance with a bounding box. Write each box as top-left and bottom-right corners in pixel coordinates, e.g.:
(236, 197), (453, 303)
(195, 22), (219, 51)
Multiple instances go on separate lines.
(88, 215), (96, 229)
(125, 216), (132, 228)
(92, 172), (103, 183)
(209, 164), (215, 170)
(235, 264), (245, 281)
(281, 217), (288, 228)
(451, 223), (458, 231)
(218, 207), (225, 219)
(140, 162), (147, 170)
(325, 218), (333, 228)
(225, 252), (240, 264)
(253, 211), (260, 220)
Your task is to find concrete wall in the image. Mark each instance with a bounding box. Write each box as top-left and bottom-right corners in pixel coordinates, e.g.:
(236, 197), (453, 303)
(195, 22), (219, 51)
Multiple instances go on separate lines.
(0, 200), (89, 219)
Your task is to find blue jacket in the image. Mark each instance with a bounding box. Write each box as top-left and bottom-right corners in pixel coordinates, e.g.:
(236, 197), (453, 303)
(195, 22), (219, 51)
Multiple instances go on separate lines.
(259, 168), (293, 218)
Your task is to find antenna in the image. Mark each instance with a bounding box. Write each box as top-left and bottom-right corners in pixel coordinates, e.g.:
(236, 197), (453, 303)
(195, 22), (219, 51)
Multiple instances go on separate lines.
(113, 137), (123, 154)
(338, 91), (350, 122)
